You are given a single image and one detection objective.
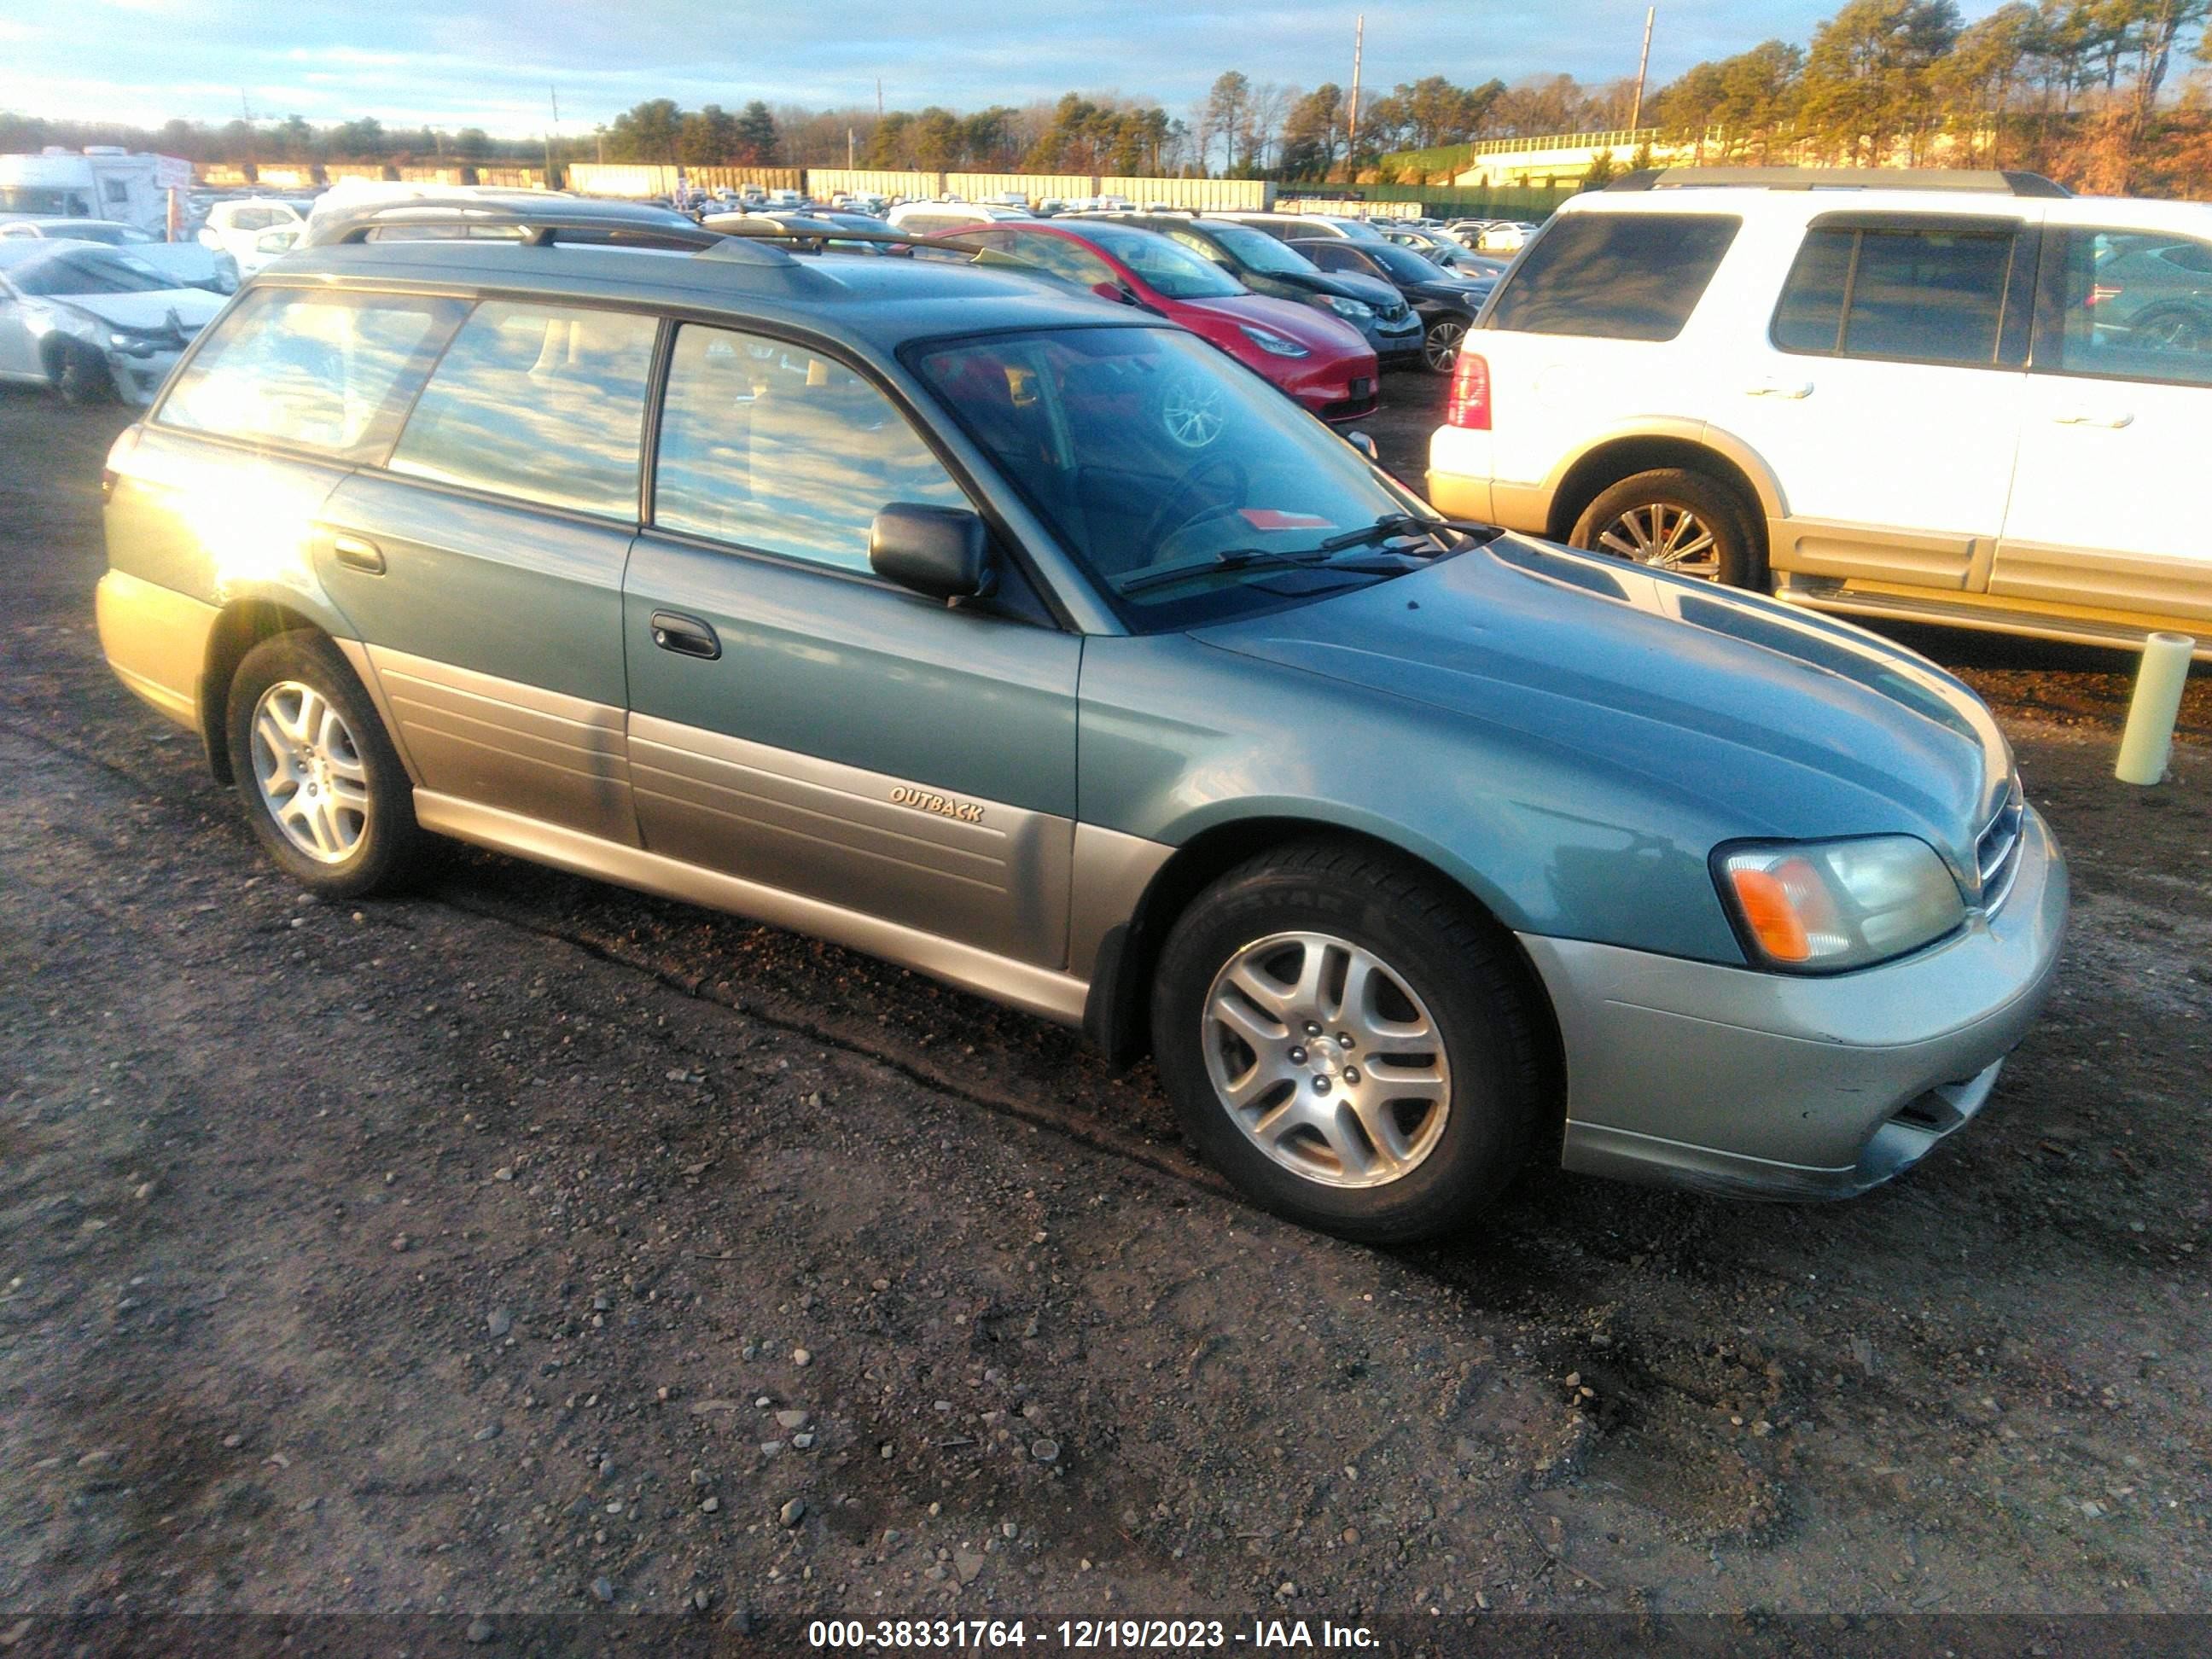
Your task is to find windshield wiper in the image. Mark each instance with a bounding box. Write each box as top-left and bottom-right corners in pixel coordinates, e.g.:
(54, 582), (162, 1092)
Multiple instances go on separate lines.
(1118, 545), (1417, 597)
(1313, 513), (1501, 555)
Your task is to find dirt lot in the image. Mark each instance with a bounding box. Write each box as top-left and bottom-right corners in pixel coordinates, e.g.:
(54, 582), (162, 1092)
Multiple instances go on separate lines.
(2, 374), (2209, 1651)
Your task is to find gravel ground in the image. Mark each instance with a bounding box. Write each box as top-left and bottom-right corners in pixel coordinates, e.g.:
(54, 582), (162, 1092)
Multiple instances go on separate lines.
(2, 375), (2208, 1652)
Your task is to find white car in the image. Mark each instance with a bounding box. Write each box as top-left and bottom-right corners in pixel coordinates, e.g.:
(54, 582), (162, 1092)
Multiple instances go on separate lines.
(196, 197), (307, 267)
(0, 238), (224, 405)
(1429, 166), (2212, 656)
(0, 217), (236, 292)
(883, 200), (1032, 238)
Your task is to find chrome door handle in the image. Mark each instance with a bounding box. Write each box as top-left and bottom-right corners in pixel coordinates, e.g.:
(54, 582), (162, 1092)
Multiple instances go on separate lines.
(331, 533), (385, 574)
(1745, 377), (1813, 399)
(2052, 410), (2134, 428)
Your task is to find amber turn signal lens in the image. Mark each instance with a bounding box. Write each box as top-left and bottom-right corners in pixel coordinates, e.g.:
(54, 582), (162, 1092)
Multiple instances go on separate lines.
(1726, 866), (1813, 962)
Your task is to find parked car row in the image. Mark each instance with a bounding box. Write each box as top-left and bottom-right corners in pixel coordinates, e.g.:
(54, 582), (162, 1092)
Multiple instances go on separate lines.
(92, 192), (2067, 1242)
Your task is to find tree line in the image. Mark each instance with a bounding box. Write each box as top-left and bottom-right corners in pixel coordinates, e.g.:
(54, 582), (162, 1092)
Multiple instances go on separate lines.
(4, 0), (2206, 195)
(1648, 0), (2211, 194)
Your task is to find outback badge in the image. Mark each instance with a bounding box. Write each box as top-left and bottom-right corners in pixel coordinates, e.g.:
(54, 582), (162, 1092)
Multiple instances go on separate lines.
(890, 785), (983, 824)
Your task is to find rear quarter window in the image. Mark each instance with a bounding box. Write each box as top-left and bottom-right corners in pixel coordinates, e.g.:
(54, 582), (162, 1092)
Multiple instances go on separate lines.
(1484, 212), (1741, 341)
(158, 287), (467, 459)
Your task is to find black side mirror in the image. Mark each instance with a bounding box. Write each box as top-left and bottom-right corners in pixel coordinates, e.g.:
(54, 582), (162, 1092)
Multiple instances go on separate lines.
(1344, 430), (1379, 461)
(870, 504), (995, 602)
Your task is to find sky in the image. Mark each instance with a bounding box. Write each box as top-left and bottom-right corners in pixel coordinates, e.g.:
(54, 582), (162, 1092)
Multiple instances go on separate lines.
(1, 1), (2014, 138)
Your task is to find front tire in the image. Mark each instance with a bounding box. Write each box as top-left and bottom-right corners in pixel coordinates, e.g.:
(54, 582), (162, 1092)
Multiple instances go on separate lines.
(1422, 314), (1468, 375)
(224, 632), (426, 899)
(1150, 841), (1544, 1243)
(1569, 467), (1764, 588)
(56, 342), (114, 405)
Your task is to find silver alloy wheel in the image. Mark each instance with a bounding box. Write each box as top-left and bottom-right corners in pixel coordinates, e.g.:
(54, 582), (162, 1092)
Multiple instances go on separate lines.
(1201, 930), (1452, 1189)
(1594, 501), (1723, 580)
(250, 679), (370, 864)
(1423, 316), (1467, 373)
(1160, 377), (1227, 449)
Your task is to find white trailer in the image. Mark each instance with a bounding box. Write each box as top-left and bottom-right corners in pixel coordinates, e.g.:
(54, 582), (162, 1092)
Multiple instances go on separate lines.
(0, 148), (194, 236)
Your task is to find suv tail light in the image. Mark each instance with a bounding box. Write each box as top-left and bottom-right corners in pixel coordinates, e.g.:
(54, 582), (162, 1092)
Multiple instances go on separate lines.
(1446, 351), (1491, 429)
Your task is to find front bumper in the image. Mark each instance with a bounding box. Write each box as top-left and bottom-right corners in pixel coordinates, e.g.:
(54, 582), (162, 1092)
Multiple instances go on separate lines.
(104, 346), (186, 407)
(1519, 806), (2069, 1200)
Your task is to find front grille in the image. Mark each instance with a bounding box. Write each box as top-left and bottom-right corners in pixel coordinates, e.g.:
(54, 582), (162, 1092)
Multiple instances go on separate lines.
(1975, 772), (2026, 912)
(1379, 300), (1409, 322)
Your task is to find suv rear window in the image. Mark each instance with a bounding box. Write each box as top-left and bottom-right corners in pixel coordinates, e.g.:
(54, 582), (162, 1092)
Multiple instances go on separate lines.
(1485, 213), (1739, 341)
(159, 286), (466, 460)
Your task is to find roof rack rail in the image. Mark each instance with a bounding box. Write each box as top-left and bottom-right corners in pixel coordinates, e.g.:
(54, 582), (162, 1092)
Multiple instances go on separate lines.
(306, 199), (790, 258)
(1606, 166), (2070, 199)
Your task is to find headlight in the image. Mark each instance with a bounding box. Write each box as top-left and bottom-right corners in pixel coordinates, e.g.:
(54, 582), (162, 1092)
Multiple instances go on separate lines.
(1715, 835), (1965, 972)
(1237, 323), (1310, 358)
(107, 331), (161, 358)
(1322, 295), (1374, 321)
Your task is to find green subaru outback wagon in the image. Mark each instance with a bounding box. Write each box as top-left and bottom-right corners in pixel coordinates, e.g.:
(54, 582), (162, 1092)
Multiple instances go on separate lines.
(94, 202), (2067, 1241)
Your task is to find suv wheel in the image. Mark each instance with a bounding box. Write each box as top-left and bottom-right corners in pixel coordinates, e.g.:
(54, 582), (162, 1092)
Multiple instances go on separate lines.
(1422, 315), (1468, 375)
(1150, 841), (1542, 1243)
(224, 632), (427, 899)
(1569, 467), (1764, 588)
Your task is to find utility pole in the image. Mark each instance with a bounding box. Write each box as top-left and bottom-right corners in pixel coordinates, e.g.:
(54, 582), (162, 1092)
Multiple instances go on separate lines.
(876, 79), (884, 118)
(847, 126), (856, 168)
(1628, 6), (1655, 132)
(1345, 14), (1364, 184)
(545, 85), (559, 181)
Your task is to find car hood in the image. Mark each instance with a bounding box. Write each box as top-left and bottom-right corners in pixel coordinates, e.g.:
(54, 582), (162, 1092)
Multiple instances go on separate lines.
(1191, 535), (2013, 876)
(1310, 270), (1399, 309)
(52, 288), (224, 332)
(1179, 292), (1371, 356)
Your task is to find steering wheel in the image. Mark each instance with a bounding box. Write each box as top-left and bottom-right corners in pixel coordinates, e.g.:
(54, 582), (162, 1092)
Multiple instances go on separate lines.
(1138, 452), (1251, 556)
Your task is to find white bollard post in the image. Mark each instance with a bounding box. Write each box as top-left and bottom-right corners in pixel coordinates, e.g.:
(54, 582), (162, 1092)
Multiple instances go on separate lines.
(2114, 632), (2197, 786)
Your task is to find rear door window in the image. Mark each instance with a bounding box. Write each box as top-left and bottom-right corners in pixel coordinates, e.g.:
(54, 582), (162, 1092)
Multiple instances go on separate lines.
(387, 300), (659, 517)
(158, 286), (466, 459)
(1485, 212), (1740, 341)
(1773, 221), (2020, 365)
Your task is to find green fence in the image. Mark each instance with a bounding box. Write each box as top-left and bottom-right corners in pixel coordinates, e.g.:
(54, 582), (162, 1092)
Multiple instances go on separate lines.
(1279, 182), (1572, 220)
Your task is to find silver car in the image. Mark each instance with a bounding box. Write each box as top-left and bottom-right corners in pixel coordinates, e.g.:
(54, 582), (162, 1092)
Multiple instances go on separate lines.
(0, 239), (224, 405)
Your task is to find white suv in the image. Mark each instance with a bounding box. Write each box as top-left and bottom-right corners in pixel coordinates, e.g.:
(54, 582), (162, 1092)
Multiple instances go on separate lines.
(1429, 167), (2212, 655)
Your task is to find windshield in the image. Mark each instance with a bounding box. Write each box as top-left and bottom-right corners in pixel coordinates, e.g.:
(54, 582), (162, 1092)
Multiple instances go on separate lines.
(1057, 224), (1246, 300)
(1365, 242), (1452, 283)
(1207, 223), (1319, 277)
(9, 248), (172, 296)
(0, 187), (87, 215)
(47, 222), (144, 246)
(914, 326), (1438, 630)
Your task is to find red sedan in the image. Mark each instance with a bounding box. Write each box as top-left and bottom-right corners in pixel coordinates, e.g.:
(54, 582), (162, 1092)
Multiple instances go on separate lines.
(923, 219), (1380, 422)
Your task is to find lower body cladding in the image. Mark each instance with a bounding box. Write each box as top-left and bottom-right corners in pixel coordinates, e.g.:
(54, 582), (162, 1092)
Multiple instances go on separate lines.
(1520, 807), (2068, 1199)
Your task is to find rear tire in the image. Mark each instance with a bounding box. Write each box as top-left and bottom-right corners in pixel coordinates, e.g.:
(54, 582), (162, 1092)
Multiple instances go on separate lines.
(1150, 841), (1543, 1243)
(1569, 467), (1764, 588)
(224, 632), (426, 899)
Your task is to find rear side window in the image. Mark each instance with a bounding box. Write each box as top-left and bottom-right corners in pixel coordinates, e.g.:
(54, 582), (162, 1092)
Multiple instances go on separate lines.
(387, 300), (658, 517)
(159, 286), (466, 459)
(653, 323), (969, 573)
(1773, 224), (2017, 365)
(1486, 212), (1740, 341)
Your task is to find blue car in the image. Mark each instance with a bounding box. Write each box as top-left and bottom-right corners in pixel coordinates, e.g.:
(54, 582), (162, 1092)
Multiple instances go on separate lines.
(94, 199), (2067, 1241)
